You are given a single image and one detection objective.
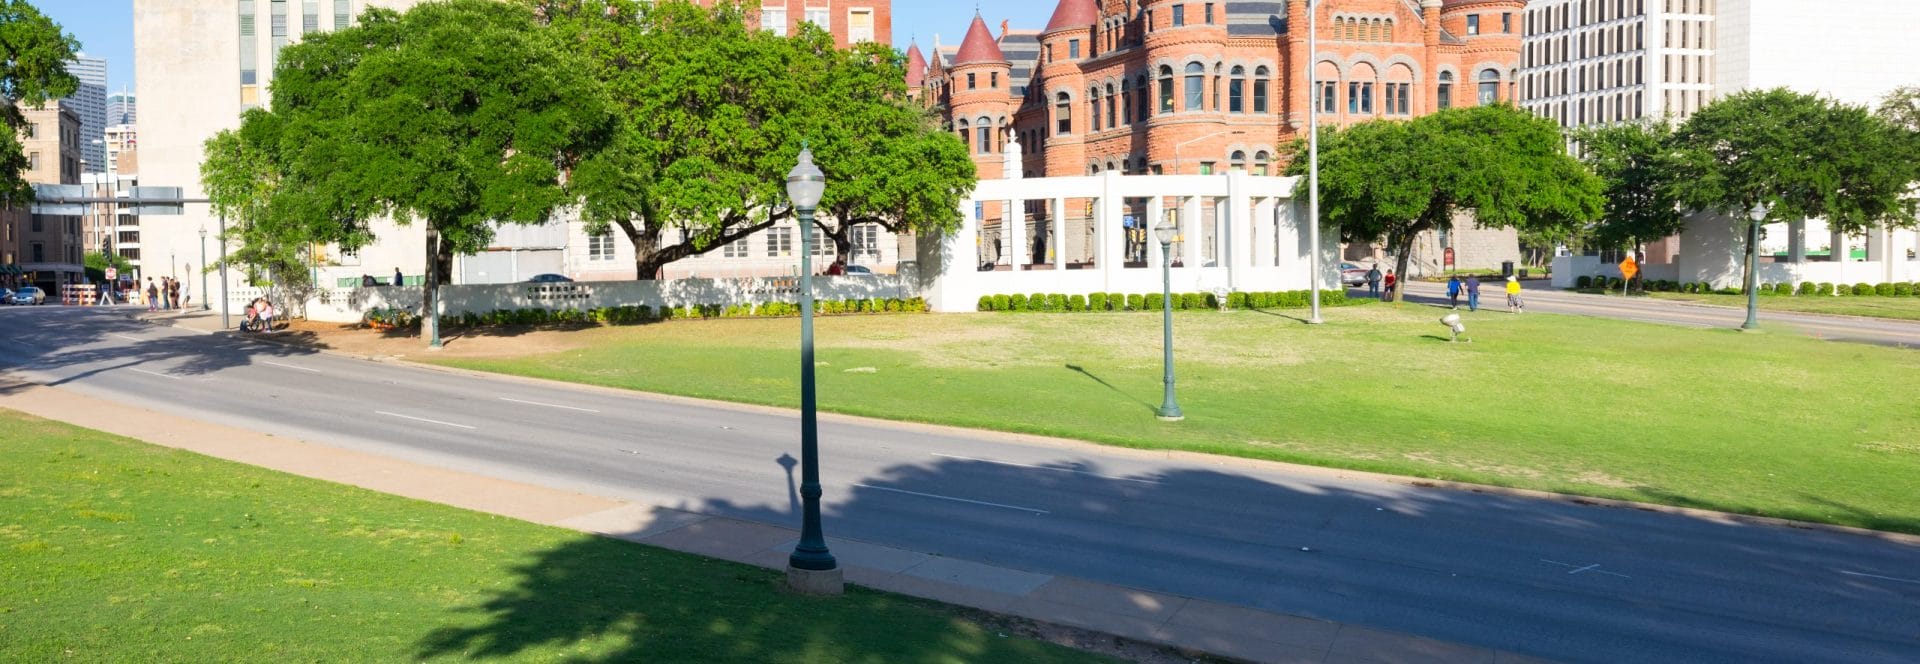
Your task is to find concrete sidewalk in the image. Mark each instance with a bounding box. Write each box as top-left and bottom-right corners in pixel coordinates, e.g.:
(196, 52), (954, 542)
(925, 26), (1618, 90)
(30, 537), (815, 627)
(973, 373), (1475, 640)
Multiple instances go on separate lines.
(95, 308), (1547, 664)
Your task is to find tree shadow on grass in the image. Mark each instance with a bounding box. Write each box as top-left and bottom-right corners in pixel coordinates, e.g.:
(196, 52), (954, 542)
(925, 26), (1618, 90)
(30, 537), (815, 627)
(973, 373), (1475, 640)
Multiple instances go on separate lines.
(413, 453), (1920, 663)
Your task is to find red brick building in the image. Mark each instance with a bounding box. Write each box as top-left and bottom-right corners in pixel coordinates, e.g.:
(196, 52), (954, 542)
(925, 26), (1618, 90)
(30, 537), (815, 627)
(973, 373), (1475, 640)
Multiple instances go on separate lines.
(914, 0), (1523, 180)
(741, 0), (890, 48)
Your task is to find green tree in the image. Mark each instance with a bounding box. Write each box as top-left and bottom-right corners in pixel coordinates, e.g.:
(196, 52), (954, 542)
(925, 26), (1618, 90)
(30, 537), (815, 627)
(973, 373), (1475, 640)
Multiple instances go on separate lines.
(205, 0), (615, 345)
(537, 0), (972, 277)
(0, 0), (79, 202)
(1876, 85), (1920, 132)
(1666, 88), (1919, 324)
(1290, 105), (1603, 302)
(1576, 120), (1686, 289)
(202, 113), (314, 302)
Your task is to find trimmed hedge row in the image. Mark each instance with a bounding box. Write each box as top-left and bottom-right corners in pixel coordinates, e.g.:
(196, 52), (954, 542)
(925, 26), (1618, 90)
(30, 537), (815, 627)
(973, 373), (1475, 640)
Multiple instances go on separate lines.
(977, 289), (1353, 312)
(1578, 277), (1920, 298)
(408, 297), (931, 329)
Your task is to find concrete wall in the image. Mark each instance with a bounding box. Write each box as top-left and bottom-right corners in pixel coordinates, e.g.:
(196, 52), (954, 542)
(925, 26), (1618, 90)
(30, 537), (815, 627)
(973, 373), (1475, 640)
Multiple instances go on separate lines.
(297, 275), (917, 323)
(1717, 0), (1920, 109)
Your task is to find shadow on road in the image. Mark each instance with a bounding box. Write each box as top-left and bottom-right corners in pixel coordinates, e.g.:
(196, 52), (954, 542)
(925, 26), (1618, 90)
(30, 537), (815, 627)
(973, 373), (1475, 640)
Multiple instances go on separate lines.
(0, 307), (324, 385)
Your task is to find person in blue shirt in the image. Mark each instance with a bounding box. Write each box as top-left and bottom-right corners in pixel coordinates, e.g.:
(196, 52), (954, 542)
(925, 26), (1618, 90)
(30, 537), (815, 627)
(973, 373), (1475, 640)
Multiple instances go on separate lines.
(1446, 275), (1463, 309)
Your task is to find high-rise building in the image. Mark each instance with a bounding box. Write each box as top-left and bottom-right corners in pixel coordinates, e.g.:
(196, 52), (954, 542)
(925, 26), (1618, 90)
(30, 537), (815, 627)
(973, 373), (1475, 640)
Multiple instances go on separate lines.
(64, 54), (109, 174)
(107, 91), (136, 125)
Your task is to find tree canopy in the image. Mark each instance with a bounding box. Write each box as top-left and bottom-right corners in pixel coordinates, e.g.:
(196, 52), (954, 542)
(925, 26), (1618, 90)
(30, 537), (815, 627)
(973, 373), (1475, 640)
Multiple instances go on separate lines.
(1289, 104), (1603, 300)
(1575, 120), (1686, 254)
(203, 0), (616, 344)
(0, 0), (79, 202)
(534, 0), (972, 277)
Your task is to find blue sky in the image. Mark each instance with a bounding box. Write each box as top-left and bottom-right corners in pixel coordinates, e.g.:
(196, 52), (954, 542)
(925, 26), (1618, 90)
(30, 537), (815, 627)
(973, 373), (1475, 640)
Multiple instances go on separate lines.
(42, 0), (1056, 94)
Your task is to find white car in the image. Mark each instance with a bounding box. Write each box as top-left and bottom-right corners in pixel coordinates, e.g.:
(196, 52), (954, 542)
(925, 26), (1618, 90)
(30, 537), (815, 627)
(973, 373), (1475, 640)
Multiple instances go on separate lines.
(8, 286), (47, 305)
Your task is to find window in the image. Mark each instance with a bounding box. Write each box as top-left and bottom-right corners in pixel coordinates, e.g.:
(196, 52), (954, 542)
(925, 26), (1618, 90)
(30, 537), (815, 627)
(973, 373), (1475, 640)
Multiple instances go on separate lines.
(1466, 14), (1480, 35)
(804, 8), (829, 29)
(1136, 75), (1150, 119)
(1205, 3), (1215, 24)
(1055, 92), (1072, 134)
(1438, 71), (1454, 109)
(978, 117), (993, 153)
(1229, 150), (1246, 171)
(967, 73), (976, 90)
(767, 227), (792, 257)
(811, 228), (830, 257)
(302, 0), (318, 33)
(1254, 151), (1271, 176)
(957, 119), (969, 151)
(27, 152), (37, 170)
(334, 0), (348, 28)
(724, 236), (750, 258)
(1091, 89), (1103, 131)
(1318, 81), (1336, 113)
(990, 72), (998, 88)
(1478, 69), (1500, 105)
(1172, 5), (1185, 27)
(1253, 66), (1270, 113)
(589, 231), (616, 261)
(848, 9), (874, 42)
(1502, 12), (1512, 33)
(1069, 39), (1081, 58)
(1228, 66), (1245, 112)
(1158, 66), (1174, 113)
(851, 225), (879, 258)
(1106, 84), (1117, 127)
(23, 123), (35, 139)
(761, 8), (787, 36)
(1199, 161), (1214, 175)
(1184, 62), (1204, 111)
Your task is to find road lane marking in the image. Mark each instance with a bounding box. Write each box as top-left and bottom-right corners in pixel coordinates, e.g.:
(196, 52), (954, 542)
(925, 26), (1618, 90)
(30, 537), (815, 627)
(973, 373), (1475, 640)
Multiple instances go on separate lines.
(129, 368), (181, 380)
(850, 483), (1050, 515)
(375, 410), (476, 430)
(499, 397), (600, 413)
(111, 333), (145, 342)
(930, 452), (1163, 485)
(262, 360), (321, 373)
(1840, 570), (1920, 585)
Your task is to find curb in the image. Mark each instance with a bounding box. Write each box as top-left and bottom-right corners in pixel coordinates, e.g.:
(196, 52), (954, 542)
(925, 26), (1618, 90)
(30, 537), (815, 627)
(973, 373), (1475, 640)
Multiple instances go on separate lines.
(123, 310), (1920, 547)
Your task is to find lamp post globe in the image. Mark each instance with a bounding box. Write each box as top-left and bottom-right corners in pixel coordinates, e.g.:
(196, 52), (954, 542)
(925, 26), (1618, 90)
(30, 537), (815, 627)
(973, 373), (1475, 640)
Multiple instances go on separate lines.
(1153, 219), (1183, 422)
(784, 146), (839, 593)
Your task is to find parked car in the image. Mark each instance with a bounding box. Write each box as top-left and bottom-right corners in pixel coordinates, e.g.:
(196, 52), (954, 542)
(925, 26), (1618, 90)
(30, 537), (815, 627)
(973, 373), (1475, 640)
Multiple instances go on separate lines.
(843, 264), (874, 276)
(8, 286), (46, 305)
(525, 273), (574, 283)
(1339, 262), (1371, 287)
(0, 287), (11, 303)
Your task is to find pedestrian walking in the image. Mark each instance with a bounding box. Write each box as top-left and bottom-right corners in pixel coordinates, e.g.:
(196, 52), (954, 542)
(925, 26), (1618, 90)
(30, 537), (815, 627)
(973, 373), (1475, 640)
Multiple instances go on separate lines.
(181, 279), (192, 309)
(1466, 275), (1481, 312)
(1365, 265), (1383, 298)
(392, 268), (404, 287)
(168, 279), (181, 310)
(1446, 275), (1463, 309)
(1506, 275), (1525, 313)
(1383, 270), (1398, 300)
(145, 278), (158, 311)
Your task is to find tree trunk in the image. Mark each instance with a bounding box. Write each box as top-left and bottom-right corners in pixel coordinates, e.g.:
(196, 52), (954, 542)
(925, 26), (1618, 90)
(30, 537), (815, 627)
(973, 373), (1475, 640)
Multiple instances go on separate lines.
(1390, 233), (1415, 303)
(423, 227), (440, 347)
(618, 219), (665, 280)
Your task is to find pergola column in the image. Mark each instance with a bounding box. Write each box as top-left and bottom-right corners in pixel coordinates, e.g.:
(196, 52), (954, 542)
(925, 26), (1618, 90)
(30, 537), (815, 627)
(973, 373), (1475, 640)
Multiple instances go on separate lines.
(1053, 197), (1067, 271)
(1788, 219), (1807, 263)
(1007, 200), (1024, 272)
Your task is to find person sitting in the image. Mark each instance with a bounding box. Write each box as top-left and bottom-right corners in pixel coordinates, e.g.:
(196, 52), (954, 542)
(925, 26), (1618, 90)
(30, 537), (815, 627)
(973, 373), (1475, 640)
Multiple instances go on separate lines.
(242, 301), (259, 332)
(257, 299), (278, 332)
(825, 260), (846, 276)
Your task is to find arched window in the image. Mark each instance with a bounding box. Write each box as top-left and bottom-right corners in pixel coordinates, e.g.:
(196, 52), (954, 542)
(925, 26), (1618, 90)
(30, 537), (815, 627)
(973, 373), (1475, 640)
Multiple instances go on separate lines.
(1478, 68), (1501, 105)
(1437, 71), (1455, 109)
(1106, 84), (1117, 128)
(1090, 88), (1103, 131)
(1385, 19), (1394, 40)
(1254, 150), (1271, 176)
(1120, 83), (1132, 125)
(1055, 92), (1073, 134)
(1184, 62), (1204, 111)
(957, 119), (970, 152)
(1158, 66), (1175, 113)
(1137, 75), (1151, 119)
(1253, 66), (1270, 113)
(978, 117), (993, 154)
(1107, 160), (1118, 172)
(1228, 65), (1246, 113)
(1213, 64), (1224, 111)
(1229, 150), (1247, 172)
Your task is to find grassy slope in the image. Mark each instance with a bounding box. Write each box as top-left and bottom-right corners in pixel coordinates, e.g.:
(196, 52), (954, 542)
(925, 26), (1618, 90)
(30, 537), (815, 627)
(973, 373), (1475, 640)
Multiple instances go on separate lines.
(0, 411), (1111, 663)
(435, 306), (1920, 534)
(1641, 292), (1920, 321)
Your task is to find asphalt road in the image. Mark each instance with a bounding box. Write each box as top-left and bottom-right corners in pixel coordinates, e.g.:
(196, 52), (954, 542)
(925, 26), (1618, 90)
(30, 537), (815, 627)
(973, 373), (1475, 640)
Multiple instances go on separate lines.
(2, 305), (1917, 663)
(1394, 279), (1920, 347)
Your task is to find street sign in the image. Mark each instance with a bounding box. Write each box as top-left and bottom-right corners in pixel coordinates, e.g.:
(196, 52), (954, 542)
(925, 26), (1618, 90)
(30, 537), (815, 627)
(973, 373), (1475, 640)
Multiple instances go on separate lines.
(105, 267), (117, 281)
(1620, 254), (1639, 281)
(130, 187), (185, 215)
(1443, 247), (1456, 268)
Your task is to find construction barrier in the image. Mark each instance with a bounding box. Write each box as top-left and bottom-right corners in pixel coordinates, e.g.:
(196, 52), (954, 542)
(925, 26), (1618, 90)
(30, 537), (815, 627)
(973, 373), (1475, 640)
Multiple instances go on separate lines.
(62, 284), (98, 306)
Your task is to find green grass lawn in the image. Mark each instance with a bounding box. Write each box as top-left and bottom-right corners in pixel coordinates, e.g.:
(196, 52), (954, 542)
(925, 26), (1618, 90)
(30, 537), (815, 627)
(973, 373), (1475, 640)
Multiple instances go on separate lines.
(0, 411), (1113, 663)
(434, 305), (1920, 534)
(1642, 291), (1920, 321)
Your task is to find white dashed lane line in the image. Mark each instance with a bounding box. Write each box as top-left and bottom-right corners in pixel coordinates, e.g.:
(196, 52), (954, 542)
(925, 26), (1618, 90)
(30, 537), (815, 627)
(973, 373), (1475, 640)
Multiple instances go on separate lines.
(499, 397), (601, 413)
(375, 410), (476, 430)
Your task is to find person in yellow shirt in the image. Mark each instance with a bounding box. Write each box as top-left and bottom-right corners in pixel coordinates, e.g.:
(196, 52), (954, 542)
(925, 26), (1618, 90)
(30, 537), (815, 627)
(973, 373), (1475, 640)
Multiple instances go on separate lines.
(1505, 276), (1525, 314)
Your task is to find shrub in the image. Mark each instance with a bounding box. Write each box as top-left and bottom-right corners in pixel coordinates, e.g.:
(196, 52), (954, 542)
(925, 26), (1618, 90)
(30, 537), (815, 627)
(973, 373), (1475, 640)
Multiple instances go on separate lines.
(991, 294), (1010, 311)
(1022, 293), (1042, 311)
(1576, 276), (1593, 289)
(1067, 294), (1087, 311)
(1087, 292), (1107, 311)
(1854, 282), (1874, 296)
(1796, 282), (1817, 296)
(1770, 282), (1791, 296)
(1008, 293), (1028, 311)
(1323, 289), (1348, 306)
(1816, 282), (1834, 297)
(1125, 293), (1143, 311)
(1898, 283), (1917, 297)
(1144, 293), (1163, 311)
(1183, 293), (1206, 310)
(977, 295), (994, 311)
(1875, 283), (1896, 297)
(1107, 293), (1124, 310)
(1226, 292), (1248, 309)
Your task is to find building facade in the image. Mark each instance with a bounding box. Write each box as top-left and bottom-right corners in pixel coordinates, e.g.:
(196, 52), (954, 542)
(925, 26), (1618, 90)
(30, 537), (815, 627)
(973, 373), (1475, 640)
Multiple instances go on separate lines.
(64, 54), (108, 174)
(914, 0), (1525, 274)
(1518, 0), (1717, 128)
(107, 91), (136, 125)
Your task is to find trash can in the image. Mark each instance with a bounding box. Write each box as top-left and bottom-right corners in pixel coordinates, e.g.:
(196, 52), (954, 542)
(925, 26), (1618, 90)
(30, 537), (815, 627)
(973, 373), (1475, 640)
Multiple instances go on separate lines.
(1501, 261), (1515, 277)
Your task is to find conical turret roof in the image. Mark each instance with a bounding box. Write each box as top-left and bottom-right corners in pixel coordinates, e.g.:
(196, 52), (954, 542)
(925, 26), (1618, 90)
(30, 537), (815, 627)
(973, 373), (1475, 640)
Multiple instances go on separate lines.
(954, 14), (1005, 65)
(905, 43), (928, 87)
(1045, 0), (1100, 34)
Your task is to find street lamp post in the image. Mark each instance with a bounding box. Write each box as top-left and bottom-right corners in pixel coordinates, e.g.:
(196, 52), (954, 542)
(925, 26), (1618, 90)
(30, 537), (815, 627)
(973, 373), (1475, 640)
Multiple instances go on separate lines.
(1306, 0), (1325, 324)
(1742, 205), (1766, 331)
(1154, 219), (1184, 422)
(218, 214), (231, 330)
(785, 146), (841, 595)
(199, 227), (210, 311)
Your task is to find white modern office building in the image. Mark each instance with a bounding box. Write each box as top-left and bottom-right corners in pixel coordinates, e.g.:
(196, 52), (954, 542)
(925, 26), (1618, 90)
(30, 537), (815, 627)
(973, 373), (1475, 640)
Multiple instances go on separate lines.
(1525, 0), (1920, 288)
(64, 54), (108, 174)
